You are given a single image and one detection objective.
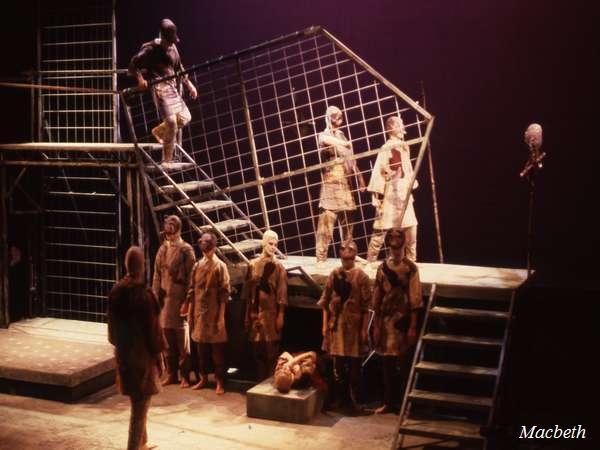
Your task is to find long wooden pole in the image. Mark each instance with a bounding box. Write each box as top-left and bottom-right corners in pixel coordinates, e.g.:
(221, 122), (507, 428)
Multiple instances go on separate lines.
(237, 59), (270, 230)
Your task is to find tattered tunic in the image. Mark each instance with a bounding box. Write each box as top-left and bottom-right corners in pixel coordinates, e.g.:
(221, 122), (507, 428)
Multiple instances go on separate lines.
(108, 276), (165, 398)
(318, 128), (357, 212)
(318, 266), (370, 357)
(187, 256), (230, 344)
(152, 238), (196, 329)
(371, 257), (422, 356)
(128, 38), (188, 118)
(244, 255), (288, 342)
(368, 138), (418, 230)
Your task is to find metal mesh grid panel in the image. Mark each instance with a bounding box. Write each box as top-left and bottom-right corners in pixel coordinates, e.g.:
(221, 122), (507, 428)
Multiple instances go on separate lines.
(39, 0), (117, 143)
(37, 0), (120, 322)
(124, 27), (433, 261)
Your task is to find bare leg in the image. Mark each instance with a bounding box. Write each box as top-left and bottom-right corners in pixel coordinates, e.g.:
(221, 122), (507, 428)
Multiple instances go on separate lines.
(367, 229), (386, 262)
(316, 209), (337, 262)
(402, 225), (418, 262)
(212, 343), (227, 394)
(127, 395), (151, 450)
(161, 115), (177, 163)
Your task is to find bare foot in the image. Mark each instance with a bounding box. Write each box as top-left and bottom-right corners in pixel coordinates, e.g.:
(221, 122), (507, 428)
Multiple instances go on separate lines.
(374, 404), (392, 414)
(161, 375), (178, 386)
(191, 377), (207, 390)
(180, 378), (190, 389)
(140, 443), (159, 450)
(215, 383), (225, 395)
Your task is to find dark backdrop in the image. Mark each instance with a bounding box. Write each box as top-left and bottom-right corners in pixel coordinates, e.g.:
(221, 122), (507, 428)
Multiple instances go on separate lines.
(2, 0), (599, 280)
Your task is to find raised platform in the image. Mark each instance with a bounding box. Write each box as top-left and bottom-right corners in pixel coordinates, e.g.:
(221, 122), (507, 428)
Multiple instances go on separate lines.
(246, 376), (324, 424)
(0, 318), (115, 402)
(230, 257), (528, 306)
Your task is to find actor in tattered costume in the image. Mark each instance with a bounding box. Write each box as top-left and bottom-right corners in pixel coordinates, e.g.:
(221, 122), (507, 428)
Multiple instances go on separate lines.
(318, 241), (370, 413)
(273, 351), (318, 393)
(182, 233), (230, 395)
(367, 116), (418, 262)
(315, 106), (366, 262)
(371, 230), (422, 413)
(152, 215), (196, 387)
(244, 230), (288, 380)
(129, 18), (197, 163)
(108, 246), (165, 450)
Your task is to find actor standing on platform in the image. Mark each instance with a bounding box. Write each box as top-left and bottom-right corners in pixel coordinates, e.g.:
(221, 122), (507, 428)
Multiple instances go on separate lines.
(315, 106), (366, 262)
(318, 241), (370, 414)
(181, 233), (230, 395)
(152, 215), (196, 387)
(371, 229), (422, 413)
(129, 18), (197, 164)
(244, 230), (288, 381)
(108, 246), (165, 450)
(367, 116), (418, 262)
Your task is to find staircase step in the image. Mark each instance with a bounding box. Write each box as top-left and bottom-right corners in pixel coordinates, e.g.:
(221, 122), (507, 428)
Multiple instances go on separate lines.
(399, 418), (483, 442)
(200, 219), (251, 233)
(423, 333), (502, 348)
(159, 180), (214, 194)
(408, 389), (492, 410)
(180, 200), (233, 212)
(430, 306), (508, 320)
(415, 361), (498, 378)
(145, 162), (195, 172)
(218, 239), (263, 255)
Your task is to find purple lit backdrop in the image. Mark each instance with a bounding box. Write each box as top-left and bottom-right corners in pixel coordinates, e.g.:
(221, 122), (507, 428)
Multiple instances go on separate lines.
(2, 0), (597, 276)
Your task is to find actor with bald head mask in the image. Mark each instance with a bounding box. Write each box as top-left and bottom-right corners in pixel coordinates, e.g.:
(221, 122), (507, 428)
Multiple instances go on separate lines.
(315, 106), (366, 263)
(243, 230), (288, 380)
(318, 241), (370, 414)
(152, 215), (196, 387)
(181, 233), (230, 395)
(108, 246), (165, 450)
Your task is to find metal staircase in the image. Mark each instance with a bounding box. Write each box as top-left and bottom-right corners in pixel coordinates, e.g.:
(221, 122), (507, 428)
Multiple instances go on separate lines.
(130, 140), (268, 264)
(392, 284), (516, 449)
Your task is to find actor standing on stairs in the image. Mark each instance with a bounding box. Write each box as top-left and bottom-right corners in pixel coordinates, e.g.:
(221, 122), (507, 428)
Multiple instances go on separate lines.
(129, 18), (198, 164)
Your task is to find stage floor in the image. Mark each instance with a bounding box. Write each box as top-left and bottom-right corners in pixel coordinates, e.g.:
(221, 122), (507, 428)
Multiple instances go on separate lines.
(0, 383), (458, 450)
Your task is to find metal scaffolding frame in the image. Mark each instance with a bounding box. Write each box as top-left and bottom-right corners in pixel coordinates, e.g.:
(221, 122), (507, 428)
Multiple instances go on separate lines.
(122, 26), (442, 264)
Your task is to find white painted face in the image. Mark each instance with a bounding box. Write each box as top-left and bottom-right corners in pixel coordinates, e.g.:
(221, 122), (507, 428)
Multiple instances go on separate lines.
(326, 106), (343, 129)
(388, 117), (406, 139)
(263, 238), (278, 257)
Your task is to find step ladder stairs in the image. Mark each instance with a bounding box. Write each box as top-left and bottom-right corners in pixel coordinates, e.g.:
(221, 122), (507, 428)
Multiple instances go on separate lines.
(133, 142), (275, 264)
(392, 284), (516, 449)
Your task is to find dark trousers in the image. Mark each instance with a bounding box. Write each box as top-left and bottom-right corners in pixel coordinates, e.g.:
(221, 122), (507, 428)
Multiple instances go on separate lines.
(333, 355), (362, 406)
(382, 352), (413, 408)
(252, 340), (280, 381)
(197, 342), (227, 383)
(163, 327), (189, 381)
(128, 395), (151, 450)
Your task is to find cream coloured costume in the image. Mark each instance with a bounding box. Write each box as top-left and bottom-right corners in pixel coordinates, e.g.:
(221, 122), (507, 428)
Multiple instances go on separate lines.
(315, 128), (357, 261)
(152, 237), (195, 381)
(367, 138), (418, 261)
(187, 255), (230, 344)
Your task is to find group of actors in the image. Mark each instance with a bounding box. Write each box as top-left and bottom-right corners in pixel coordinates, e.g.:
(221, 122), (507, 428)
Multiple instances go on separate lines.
(128, 18), (419, 263)
(107, 220), (421, 449)
(113, 18), (423, 450)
